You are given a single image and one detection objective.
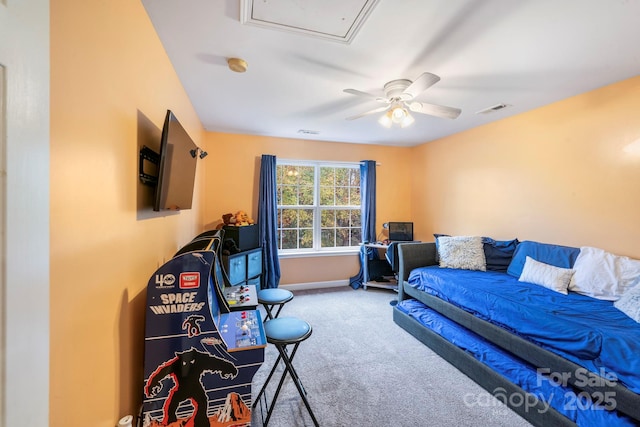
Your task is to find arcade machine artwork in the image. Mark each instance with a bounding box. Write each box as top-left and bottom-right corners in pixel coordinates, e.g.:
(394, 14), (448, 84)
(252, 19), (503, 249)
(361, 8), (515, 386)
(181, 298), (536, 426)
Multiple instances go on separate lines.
(141, 234), (266, 427)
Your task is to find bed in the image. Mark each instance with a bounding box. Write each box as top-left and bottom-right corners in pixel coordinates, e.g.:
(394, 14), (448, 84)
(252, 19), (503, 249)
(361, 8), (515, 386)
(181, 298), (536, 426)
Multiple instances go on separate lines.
(392, 240), (640, 427)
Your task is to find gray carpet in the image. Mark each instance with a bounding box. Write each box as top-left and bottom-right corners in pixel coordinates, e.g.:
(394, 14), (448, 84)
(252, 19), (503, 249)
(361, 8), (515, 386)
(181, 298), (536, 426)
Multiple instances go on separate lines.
(251, 287), (533, 427)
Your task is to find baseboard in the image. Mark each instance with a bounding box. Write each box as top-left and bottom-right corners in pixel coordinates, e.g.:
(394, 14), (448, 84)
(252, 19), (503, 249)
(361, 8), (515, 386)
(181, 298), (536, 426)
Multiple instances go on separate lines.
(279, 279), (348, 291)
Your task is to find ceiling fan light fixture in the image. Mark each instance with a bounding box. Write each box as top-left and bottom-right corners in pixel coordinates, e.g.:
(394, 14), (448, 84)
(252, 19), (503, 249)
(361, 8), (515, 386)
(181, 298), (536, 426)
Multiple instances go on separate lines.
(400, 113), (415, 128)
(378, 104), (415, 128)
(378, 111), (393, 128)
(390, 105), (407, 123)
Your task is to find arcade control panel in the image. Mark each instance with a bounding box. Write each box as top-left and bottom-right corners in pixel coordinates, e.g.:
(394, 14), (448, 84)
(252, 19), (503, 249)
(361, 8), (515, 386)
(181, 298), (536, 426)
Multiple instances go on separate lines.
(224, 284), (258, 310)
(219, 310), (266, 351)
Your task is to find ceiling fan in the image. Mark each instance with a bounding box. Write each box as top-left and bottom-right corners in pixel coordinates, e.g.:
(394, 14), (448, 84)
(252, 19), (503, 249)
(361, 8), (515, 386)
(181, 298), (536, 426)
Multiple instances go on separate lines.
(343, 72), (461, 127)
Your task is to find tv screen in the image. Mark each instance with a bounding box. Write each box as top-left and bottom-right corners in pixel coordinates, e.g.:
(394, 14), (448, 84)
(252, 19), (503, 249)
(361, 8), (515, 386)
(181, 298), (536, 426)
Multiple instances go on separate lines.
(153, 110), (198, 211)
(388, 222), (414, 241)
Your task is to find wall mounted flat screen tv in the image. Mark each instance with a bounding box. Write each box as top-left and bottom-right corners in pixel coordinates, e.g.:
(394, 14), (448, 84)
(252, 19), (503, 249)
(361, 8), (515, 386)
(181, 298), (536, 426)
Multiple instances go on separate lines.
(388, 222), (414, 241)
(153, 110), (198, 211)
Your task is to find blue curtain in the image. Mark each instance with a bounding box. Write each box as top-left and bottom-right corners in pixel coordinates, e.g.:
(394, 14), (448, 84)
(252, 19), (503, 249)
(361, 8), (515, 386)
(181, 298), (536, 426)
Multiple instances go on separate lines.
(258, 154), (281, 289)
(349, 160), (377, 289)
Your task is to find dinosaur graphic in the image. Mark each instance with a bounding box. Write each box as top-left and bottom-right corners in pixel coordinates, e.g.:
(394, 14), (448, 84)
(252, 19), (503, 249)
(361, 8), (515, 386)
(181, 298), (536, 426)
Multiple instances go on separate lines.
(182, 314), (205, 338)
(144, 347), (238, 426)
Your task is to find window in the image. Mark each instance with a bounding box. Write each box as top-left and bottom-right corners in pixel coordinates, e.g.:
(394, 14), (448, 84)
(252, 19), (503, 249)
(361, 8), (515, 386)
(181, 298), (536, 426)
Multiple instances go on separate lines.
(276, 160), (361, 253)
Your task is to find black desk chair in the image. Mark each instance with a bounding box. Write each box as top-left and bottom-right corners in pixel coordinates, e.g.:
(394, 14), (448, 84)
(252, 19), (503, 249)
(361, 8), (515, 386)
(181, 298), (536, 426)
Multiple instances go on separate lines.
(252, 317), (319, 427)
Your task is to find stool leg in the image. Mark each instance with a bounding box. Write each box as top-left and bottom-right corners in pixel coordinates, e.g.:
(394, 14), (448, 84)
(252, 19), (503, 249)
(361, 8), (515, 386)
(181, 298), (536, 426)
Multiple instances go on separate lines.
(263, 304), (275, 322)
(273, 303), (285, 319)
(252, 352), (283, 410)
(262, 342), (299, 426)
(265, 343), (319, 427)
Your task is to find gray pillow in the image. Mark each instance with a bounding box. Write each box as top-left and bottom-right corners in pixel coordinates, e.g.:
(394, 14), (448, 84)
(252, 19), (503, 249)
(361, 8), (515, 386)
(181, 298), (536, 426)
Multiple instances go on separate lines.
(437, 236), (486, 271)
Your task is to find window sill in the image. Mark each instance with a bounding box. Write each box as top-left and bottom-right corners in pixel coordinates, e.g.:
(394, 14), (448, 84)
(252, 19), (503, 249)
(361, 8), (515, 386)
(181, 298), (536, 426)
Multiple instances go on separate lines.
(278, 249), (360, 259)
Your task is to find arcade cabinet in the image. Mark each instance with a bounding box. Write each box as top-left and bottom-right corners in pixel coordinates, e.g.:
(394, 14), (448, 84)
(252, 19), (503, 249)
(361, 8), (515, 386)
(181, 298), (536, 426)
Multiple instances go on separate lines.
(141, 233), (266, 427)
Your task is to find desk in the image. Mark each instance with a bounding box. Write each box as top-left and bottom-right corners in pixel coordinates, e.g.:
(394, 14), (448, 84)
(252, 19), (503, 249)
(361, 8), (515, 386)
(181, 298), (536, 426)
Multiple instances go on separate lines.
(361, 243), (397, 291)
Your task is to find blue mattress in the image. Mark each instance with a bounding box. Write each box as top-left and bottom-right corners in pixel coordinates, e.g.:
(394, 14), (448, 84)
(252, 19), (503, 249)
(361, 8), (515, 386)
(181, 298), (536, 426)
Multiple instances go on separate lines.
(407, 266), (640, 393)
(397, 298), (637, 427)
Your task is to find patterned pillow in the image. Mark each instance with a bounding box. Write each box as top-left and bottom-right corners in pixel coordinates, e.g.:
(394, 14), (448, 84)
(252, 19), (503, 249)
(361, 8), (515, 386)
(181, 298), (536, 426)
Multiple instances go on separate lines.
(518, 256), (574, 295)
(614, 284), (640, 323)
(437, 236), (486, 271)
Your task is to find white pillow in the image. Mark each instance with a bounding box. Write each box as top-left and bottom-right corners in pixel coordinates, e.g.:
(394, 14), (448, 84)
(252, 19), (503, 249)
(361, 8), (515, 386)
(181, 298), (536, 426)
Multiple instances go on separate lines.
(437, 236), (486, 271)
(569, 246), (640, 301)
(519, 256), (574, 294)
(614, 284), (640, 323)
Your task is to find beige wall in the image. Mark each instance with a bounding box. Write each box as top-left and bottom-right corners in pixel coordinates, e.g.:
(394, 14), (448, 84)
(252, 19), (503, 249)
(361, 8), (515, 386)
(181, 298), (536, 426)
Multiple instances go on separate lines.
(201, 133), (413, 285)
(50, 0), (206, 425)
(410, 76), (640, 258)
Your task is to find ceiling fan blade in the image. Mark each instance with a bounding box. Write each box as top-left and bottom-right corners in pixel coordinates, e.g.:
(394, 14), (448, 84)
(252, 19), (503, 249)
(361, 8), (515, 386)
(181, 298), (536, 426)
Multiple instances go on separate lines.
(343, 88), (387, 102)
(408, 101), (461, 119)
(346, 105), (390, 121)
(403, 72), (441, 99)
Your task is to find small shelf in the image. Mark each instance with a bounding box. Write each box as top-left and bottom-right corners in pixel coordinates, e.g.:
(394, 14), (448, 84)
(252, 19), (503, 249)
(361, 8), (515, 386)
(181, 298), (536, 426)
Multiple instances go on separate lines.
(363, 277), (398, 291)
(360, 243), (397, 291)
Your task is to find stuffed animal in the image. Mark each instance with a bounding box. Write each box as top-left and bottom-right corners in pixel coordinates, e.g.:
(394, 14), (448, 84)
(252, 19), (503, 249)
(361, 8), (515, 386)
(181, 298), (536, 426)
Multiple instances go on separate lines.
(222, 238), (240, 255)
(233, 210), (255, 226)
(219, 210), (255, 227)
(222, 213), (235, 225)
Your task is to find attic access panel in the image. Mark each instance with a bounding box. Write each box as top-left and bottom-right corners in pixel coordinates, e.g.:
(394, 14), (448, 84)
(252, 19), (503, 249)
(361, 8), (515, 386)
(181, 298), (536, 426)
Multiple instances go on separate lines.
(240, 0), (379, 44)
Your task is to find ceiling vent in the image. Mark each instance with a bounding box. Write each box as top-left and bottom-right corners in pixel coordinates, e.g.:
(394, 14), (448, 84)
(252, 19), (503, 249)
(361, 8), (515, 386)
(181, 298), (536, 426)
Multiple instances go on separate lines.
(240, 0), (379, 44)
(476, 103), (511, 114)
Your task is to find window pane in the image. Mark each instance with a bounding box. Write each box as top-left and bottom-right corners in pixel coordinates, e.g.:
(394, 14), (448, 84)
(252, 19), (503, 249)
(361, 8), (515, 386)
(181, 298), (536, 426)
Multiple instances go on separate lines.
(335, 167), (349, 186)
(280, 186), (298, 205)
(335, 209), (350, 227)
(281, 229), (298, 249)
(351, 209), (361, 227)
(335, 187), (348, 205)
(299, 166), (314, 185)
(350, 168), (360, 186)
(336, 228), (350, 247)
(350, 227), (362, 244)
(319, 186), (334, 206)
(320, 167), (334, 186)
(299, 187), (314, 205)
(321, 228), (335, 247)
(320, 209), (335, 227)
(299, 209), (313, 228)
(350, 186), (361, 205)
(299, 228), (313, 249)
(280, 209), (298, 228)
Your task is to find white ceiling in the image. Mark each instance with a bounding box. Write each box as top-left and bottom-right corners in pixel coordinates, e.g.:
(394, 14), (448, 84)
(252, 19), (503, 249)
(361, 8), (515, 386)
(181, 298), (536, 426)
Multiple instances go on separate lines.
(142, 0), (640, 147)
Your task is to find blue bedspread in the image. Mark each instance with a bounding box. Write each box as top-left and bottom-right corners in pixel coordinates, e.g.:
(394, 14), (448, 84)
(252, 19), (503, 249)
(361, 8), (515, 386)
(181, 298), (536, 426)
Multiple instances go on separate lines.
(407, 266), (640, 393)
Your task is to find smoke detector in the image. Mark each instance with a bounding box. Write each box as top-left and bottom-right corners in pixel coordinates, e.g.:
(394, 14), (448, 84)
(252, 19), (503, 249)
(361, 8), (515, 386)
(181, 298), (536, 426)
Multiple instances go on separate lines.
(227, 58), (248, 73)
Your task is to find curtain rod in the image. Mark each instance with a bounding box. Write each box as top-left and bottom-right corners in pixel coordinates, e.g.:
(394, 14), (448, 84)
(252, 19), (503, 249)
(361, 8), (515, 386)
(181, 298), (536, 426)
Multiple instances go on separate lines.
(275, 157), (381, 166)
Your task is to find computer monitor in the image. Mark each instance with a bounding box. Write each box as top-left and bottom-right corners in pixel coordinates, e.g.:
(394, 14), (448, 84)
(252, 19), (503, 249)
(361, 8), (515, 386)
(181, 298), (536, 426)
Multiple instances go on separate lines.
(388, 222), (413, 241)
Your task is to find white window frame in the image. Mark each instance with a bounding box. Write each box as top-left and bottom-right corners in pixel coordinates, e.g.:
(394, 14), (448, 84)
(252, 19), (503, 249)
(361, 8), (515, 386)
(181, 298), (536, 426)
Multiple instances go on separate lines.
(276, 159), (361, 257)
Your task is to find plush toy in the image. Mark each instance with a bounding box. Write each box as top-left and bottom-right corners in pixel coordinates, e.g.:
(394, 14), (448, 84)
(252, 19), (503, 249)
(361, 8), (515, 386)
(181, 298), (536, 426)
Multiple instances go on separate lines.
(222, 238), (240, 255)
(219, 211), (255, 227)
(233, 210), (255, 226)
(223, 213), (235, 225)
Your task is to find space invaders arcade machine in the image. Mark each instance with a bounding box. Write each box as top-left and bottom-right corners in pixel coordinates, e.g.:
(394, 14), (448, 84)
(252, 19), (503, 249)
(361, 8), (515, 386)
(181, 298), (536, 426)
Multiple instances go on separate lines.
(141, 232), (266, 427)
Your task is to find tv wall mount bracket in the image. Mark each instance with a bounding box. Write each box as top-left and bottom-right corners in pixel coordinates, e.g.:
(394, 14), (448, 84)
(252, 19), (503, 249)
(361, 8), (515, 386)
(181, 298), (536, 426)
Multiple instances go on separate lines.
(139, 145), (159, 186)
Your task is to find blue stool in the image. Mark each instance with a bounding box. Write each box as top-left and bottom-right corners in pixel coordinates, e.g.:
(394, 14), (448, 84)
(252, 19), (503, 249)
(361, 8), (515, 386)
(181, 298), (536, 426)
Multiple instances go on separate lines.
(257, 288), (294, 321)
(252, 317), (319, 427)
